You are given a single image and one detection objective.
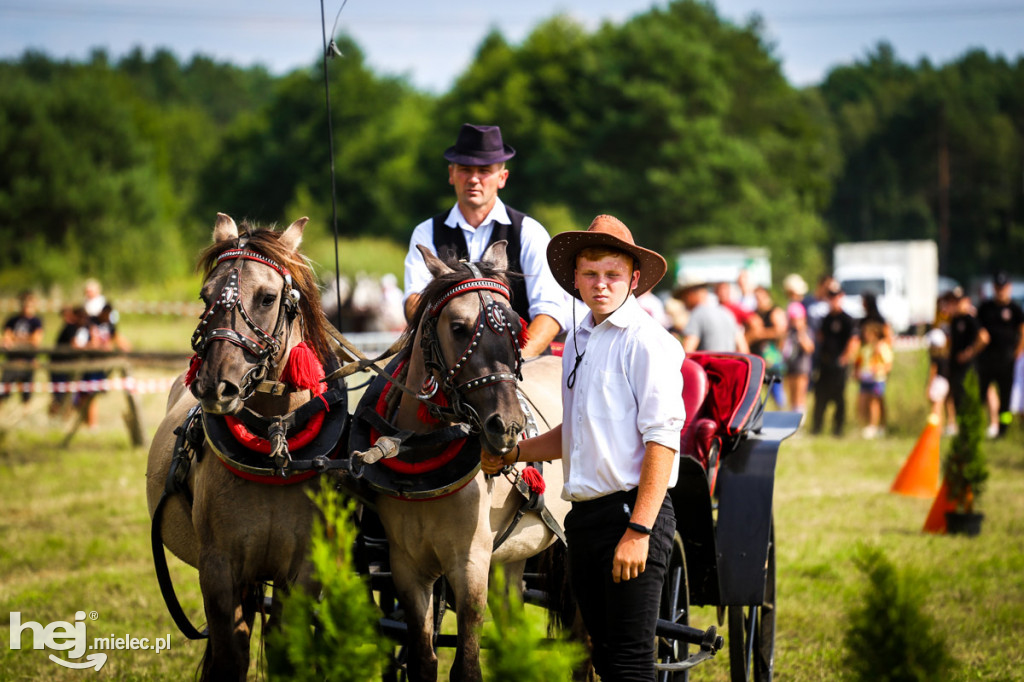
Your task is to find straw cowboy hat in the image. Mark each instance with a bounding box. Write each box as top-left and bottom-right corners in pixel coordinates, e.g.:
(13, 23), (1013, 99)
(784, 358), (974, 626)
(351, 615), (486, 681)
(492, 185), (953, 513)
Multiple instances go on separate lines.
(547, 214), (668, 300)
(443, 123), (516, 166)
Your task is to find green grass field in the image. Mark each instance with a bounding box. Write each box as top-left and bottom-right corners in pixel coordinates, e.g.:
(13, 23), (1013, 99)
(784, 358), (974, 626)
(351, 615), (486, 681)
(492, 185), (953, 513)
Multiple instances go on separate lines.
(1, 336), (1023, 680)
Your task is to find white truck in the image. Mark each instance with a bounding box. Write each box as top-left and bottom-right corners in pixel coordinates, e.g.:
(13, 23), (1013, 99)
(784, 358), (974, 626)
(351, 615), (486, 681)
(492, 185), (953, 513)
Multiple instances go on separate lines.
(832, 240), (938, 334)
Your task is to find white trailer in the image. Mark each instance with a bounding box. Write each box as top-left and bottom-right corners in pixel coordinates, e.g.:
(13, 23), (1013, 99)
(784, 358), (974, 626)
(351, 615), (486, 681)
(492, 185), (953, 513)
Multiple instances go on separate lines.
(833, 240), (938, 334)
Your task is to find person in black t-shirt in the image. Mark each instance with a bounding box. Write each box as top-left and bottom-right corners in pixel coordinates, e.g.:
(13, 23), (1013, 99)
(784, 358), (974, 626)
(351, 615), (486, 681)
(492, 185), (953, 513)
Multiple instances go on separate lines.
(811, 280), (860, 436)
(1, 290), (44, 404)
(976, 272), (1024, 437)
(948, 289), (989, 415)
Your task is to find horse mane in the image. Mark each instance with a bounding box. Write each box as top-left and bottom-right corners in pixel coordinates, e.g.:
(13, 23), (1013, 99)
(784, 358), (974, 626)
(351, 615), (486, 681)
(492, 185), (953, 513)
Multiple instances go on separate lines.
(396, 255), (512, 356)
(196, 225), (332, 365)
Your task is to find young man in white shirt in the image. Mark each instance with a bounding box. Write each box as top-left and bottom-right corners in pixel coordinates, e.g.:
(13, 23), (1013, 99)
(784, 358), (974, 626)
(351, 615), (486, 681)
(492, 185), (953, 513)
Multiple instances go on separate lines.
(482, 214), (685, 681)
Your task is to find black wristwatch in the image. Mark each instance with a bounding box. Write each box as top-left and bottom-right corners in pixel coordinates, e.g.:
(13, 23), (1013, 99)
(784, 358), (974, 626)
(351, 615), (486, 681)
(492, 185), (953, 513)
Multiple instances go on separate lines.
(627, 521), (653, 535)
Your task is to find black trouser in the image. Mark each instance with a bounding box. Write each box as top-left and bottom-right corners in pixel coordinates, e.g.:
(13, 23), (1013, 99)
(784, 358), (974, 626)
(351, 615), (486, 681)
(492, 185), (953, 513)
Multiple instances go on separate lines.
(949, 363), (974, 413)
(977, 357), (1015, 433)
(811, 363), (849, 435)
(565, 488), (675, 682)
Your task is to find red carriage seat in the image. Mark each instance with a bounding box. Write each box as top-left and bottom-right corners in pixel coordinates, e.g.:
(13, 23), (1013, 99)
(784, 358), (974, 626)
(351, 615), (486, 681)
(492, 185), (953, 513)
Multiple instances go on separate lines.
(678, 353), (767, 495)
(679, 358), (720, 475)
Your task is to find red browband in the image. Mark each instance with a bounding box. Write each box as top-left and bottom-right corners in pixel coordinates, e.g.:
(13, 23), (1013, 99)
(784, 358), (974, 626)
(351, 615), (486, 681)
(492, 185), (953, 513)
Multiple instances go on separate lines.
(217, 248), (290, 279)
(428, 279), (512, 317)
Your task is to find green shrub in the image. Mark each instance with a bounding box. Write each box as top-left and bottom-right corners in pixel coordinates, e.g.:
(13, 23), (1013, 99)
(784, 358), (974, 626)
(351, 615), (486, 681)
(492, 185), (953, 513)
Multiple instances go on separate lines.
(943, 370), (989, 512)
(842, 544), (955, 682)
(268, 479), (390, 681)
(482, 565), (585, 681)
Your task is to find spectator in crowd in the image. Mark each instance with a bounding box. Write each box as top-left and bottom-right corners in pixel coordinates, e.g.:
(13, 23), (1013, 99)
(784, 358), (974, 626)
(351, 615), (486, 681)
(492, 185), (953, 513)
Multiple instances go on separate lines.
(747, 285), (788, 406)
(80, 303), (130, 429)
(781, 274), (815, 418)
(403, 123), (568, 357)
(975, 271), (1024, 438)
(715, 280), (751, 331)
(934, 288), (961, 432)
(855, 320), (894, 438)
(676, 277), (747, 353)
(948, 287), (988, 416)
(83, 278), (107, 318)
(861, 291), (895, 342)
(50, 305), (91, 417)
(926, 327), (952, 426)
(858, 291), (894, 431)
(1, 290), (44, 405)
(811, 280), (860, 436)
(736, 268), (757, 312)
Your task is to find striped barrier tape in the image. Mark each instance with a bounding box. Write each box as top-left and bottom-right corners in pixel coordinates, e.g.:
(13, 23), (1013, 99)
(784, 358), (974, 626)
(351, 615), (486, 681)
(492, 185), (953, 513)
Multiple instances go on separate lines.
(0, 298), (205, 316)
(0, 375), (178, 396)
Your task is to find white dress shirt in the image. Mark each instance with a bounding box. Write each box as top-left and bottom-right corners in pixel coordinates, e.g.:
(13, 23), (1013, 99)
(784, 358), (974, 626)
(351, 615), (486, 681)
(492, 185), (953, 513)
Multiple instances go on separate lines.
(403, 199), (569, 330)
(560, 295), (686, 501)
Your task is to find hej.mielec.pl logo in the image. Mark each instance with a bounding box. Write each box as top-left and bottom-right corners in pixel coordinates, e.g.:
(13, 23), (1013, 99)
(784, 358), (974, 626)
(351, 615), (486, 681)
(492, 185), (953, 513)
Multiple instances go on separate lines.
(9, 610), (171, 671)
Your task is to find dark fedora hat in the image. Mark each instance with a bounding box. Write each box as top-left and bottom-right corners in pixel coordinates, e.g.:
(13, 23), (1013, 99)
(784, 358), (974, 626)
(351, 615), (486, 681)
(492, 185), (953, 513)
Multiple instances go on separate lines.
(547, 215), (667, 300)
(443, 123), (516, 166)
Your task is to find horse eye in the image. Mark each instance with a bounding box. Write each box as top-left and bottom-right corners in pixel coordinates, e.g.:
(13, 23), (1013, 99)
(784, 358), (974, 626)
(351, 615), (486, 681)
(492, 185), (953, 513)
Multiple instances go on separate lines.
(449, 321), (469, 336)
(261, 293), (277, 307)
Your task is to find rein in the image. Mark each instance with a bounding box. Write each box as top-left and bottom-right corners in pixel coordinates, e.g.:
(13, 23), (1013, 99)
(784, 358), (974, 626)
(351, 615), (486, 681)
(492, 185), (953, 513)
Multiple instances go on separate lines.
(190, 240), (301, 400)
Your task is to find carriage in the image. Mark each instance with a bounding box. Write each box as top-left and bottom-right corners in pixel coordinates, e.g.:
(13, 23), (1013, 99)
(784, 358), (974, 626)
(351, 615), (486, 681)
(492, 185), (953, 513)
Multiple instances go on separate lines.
(147, 217), (800, 682)
(346, 349), (799, 682)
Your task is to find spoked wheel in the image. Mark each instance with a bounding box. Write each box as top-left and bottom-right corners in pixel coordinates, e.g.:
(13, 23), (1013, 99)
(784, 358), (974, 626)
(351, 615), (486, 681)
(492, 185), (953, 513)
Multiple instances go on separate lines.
(727, 521), (776, 682)
(656, 531), (691, 682)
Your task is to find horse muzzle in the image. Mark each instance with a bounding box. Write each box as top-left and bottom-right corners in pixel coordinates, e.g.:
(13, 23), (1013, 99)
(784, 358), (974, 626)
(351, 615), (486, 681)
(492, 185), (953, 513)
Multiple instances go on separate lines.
(191, 377), (244, 415)
(480, 413), (525, 456)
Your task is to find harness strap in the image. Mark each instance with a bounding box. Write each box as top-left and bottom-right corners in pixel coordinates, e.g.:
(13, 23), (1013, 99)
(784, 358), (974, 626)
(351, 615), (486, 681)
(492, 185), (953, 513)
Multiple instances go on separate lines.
(151, 406), (208, 641)
(493, 465), (567, 551)
(232, 387), (345, 435)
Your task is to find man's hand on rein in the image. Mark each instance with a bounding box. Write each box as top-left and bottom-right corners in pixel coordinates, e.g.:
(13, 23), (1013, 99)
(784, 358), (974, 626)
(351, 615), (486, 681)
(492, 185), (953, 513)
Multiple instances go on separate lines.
(480, 448), (508, 475)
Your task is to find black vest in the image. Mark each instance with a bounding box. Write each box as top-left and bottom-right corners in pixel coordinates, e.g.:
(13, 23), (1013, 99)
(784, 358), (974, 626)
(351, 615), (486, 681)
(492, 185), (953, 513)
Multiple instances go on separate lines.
(431, 207), (531, 322)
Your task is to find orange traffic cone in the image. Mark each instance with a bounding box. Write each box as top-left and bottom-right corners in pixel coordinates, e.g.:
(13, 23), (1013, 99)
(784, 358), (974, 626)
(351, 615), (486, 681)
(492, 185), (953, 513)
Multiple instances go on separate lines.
(922, 479), (957, 534)
(891, 413), (942, 498)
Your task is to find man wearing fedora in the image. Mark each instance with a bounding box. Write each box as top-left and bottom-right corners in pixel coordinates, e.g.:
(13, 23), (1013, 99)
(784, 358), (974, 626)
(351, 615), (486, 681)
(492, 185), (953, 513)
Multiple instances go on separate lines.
(402, 123), (567, 357)
(482, 215), (684, 680)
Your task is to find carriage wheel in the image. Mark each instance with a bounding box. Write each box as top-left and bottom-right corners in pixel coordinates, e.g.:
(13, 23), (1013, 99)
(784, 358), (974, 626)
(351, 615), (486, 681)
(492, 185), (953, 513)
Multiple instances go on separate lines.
(656, 531), (690, 682)
(727, 521), (776, 682)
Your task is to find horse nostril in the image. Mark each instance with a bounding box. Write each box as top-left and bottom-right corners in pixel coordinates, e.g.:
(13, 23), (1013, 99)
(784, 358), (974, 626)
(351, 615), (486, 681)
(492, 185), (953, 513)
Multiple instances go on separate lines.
(217, 381), (240, 400)
(484, 414), (505, 436)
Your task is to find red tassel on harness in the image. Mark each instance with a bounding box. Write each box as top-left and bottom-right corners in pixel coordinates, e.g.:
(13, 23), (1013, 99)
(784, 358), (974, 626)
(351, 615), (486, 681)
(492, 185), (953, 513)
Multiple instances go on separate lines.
(417, 391), (449, 426)
(184, 354), (202, 388)
(280, 341), (326, 395)
(521, 465), (545, 495)
(518, 317), (530, 350)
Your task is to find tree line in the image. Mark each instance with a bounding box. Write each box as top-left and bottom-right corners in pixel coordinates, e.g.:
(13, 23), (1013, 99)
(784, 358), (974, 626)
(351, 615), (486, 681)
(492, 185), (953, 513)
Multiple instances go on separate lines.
(1, 0), (1021, 291)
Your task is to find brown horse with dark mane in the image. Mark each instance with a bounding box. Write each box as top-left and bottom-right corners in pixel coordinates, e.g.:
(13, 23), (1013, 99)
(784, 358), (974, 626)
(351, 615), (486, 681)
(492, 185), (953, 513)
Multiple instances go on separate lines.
(352, 242), (569, 681)
(147, 214), (342, 681)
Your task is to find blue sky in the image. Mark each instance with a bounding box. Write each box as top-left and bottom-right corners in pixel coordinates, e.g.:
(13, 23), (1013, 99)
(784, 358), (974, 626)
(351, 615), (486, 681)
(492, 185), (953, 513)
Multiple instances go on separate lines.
(1, 1), (1022, 91)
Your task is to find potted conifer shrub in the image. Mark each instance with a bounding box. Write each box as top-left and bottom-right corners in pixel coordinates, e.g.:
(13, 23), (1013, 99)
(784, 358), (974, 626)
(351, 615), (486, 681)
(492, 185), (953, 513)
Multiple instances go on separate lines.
(942, 370), (989, 536)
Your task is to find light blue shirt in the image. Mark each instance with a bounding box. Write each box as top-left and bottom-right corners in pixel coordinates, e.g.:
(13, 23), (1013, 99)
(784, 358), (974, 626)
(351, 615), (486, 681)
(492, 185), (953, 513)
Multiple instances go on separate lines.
(560, 295), (685, 501)
(403, 199), (569, 330)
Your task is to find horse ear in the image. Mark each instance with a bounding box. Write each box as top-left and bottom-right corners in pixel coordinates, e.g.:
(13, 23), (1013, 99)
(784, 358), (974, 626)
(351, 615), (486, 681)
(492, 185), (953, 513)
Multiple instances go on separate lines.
(417, 244), (454, 278)
(481, 240), (508, 273)
(213, 213), (239, 243)
(279, 217), (309, 252)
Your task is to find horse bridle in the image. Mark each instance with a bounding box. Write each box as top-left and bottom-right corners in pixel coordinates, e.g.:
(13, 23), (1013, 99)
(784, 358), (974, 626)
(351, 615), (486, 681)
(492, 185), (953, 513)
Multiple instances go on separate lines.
(190, 240), (300, 400)
(417, 262), (524, 429)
